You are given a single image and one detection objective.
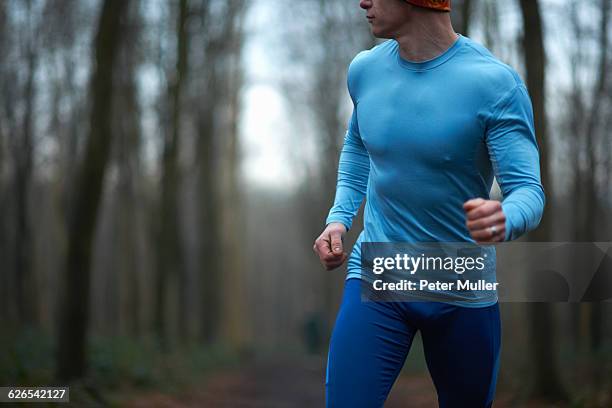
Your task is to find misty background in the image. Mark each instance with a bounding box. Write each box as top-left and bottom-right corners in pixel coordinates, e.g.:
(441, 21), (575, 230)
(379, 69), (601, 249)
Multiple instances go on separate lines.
(1, 0), (611, 406)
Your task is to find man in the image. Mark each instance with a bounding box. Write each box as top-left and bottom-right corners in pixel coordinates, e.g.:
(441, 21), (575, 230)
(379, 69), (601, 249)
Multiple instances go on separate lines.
(312, 0), (545, 407)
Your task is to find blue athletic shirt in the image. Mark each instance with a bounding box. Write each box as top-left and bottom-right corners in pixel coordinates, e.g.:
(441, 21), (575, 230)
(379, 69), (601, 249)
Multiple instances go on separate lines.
(325, 34), (545, 307)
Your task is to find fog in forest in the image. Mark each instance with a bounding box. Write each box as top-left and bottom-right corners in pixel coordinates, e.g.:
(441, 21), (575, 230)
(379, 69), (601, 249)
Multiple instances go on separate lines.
(1, 0), (611, 406)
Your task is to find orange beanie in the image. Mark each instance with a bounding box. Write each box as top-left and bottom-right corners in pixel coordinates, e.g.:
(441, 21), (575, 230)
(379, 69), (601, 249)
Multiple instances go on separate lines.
(406, 0), (451, 12)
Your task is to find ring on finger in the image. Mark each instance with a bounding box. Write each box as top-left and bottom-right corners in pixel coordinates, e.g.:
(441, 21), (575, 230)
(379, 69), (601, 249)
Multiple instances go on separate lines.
(488, 225), (498, 236)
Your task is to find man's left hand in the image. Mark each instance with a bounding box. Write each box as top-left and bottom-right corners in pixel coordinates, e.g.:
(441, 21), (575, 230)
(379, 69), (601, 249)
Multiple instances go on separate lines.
(463, 198), (506, 243)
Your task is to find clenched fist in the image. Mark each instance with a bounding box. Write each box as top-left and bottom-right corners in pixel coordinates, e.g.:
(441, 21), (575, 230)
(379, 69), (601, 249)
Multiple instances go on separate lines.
(463, 198), (507, 243)
(313, 222), (348, 270)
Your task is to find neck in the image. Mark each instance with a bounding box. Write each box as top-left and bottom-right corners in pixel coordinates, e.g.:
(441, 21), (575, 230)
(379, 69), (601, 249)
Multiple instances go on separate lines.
(394, 9), (457, 62)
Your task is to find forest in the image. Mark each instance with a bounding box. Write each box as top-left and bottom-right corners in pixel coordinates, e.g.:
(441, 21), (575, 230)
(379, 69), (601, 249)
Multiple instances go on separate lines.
(1, 0), (611, 406)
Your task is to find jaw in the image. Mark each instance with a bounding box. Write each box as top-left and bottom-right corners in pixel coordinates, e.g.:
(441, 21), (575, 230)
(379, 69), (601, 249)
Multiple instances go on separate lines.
(370, 22), (394, 39)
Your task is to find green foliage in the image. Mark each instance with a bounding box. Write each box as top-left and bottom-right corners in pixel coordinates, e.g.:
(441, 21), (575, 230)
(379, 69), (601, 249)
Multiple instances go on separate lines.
(88, 335), (159, 388)
(0, 329), (240, 397)
(0, 327), (55, 386)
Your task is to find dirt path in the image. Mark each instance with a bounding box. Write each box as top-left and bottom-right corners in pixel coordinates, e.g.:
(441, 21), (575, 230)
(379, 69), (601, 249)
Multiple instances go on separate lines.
(125, 355), (442, 407)
(124, 356), (526, 407)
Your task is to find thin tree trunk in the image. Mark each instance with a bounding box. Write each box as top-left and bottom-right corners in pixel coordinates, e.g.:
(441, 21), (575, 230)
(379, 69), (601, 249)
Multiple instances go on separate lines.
(155, 0), (190, 347)
(461, 0), (472, 36)
(56, 0), (128, 381)
(0, 108), (6, 324)
(0, 1), (5, 324)
(518, 0), (566, 400)
(450, 0), (473, 36)
(197, 106), (220, 343)
(586, 0), (610, 353)
(567, 1), (588, 352)
(14, 0), (38, 326)
(197, 7), (221, 342)
(116, 0), (143, 336)
(218, 0), (249, 348)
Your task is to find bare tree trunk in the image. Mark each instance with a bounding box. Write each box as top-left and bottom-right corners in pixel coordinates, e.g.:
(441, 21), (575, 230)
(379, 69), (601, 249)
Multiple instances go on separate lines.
(197, 104), (220, 343)
(518, 0), (566, 400)
(461, 0), (473, 35)
(451, 0), (473, 36)
(115, 0), (143, 336)
(0, 5), (19, 325)
(217, 0), (249, 349)
(0, 1), (6, 324)
(57, 0), (128, 381)
(13, 0), (38, 327)
(197, 3), (221, 343)
(566, 1), (588, 353)
(155, 0), (190, 347)
(0, 135), (5, 324)
(585, 0), (610, 353)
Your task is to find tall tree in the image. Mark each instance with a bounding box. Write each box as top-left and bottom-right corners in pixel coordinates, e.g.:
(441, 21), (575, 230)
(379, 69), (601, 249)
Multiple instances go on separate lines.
(0, 0), (11, 325)
(155, 0), (190, 346)
(585, 0), (610, 352)
(196, 0), (221, 343)
(518, 0), (566, 400)
(114, 0), (144, 337)
(216, 0), (250, 348)
(57, 0), (128, 381)
(13, 0), (39, 327)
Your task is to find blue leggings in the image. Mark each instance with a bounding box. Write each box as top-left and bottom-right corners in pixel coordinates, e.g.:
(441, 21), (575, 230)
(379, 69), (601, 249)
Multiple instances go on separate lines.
(325, 278), (501, 408)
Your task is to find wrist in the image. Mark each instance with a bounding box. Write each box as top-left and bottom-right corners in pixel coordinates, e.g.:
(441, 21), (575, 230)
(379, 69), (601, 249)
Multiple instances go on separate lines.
(325, 217), (350, 232)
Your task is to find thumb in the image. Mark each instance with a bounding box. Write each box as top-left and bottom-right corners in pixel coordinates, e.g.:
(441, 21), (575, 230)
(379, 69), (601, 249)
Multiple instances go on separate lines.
(330, 231), (344, 255)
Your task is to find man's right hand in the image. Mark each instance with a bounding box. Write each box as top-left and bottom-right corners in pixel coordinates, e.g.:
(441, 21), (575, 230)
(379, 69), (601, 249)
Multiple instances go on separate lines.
(313, 222), (348, 270)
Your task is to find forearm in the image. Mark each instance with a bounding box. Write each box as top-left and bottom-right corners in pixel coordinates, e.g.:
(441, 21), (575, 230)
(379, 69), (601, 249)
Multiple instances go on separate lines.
(326, 131), (370, 231)
(501, 183), (545, 241)
(485, 85), (546, 241)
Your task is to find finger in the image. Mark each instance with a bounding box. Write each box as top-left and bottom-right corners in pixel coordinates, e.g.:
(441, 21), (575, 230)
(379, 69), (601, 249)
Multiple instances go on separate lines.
(314, 235), (333, 256)
(322, 250), (345, 262)
(471, 225), (504, 242)
(466, 211), (506, 231)
(466, 200), (502, 220)
(325, 253), (348, 270)
(476, 228), (505, 243)
(315, 237), (343, 262)
(470, 222), (506, 242)
(314, 231), (345, 266)
(463, 198), (486, 211)
(330, 231), (344, 255)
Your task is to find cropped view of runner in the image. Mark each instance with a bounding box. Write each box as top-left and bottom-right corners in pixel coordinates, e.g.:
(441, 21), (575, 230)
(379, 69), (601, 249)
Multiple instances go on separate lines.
(0, 0), (611, 407)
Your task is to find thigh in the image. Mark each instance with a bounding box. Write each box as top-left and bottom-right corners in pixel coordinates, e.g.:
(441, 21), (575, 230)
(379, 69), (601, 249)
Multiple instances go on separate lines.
(326, 278), (416, 408)
(421, 302), (501, 408)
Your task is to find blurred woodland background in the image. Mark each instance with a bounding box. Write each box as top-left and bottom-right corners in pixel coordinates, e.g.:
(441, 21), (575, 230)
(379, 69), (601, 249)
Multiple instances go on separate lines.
(1, 0), (612, 406)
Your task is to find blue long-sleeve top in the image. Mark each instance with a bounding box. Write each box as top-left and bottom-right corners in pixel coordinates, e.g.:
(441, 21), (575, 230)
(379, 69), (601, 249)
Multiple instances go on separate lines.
(326, 34), (545, 306)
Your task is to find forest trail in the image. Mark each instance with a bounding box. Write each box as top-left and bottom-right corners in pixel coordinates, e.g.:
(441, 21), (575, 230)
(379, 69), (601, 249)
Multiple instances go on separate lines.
(124, 355), (529, 407)
(125, 355), (439, 407)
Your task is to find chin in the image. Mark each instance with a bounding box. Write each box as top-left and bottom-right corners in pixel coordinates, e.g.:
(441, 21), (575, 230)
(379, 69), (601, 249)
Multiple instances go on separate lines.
(370, 24), (391, 39)
(371, 28), (391, 39)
